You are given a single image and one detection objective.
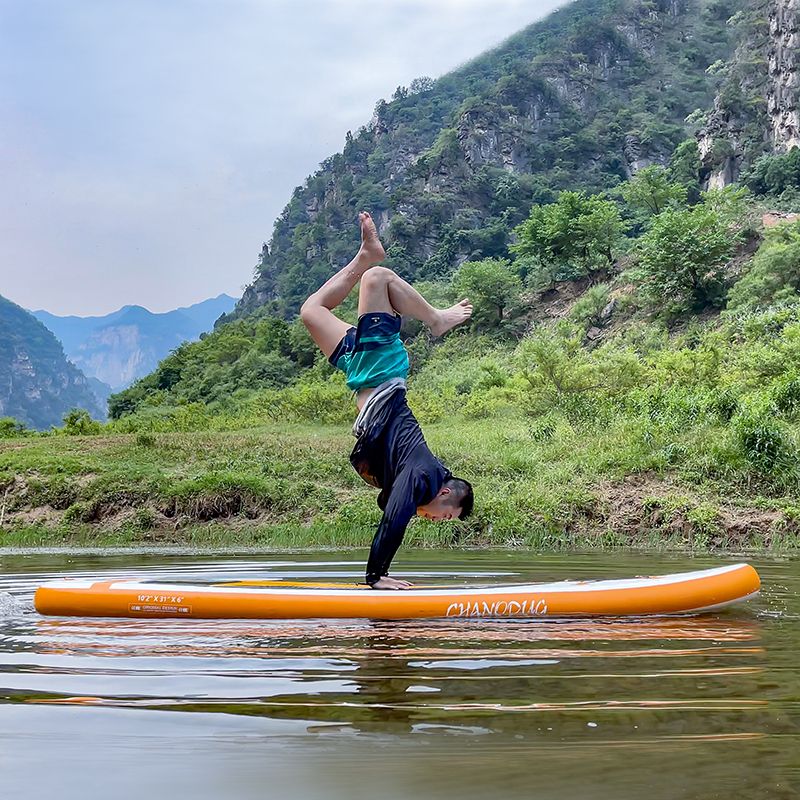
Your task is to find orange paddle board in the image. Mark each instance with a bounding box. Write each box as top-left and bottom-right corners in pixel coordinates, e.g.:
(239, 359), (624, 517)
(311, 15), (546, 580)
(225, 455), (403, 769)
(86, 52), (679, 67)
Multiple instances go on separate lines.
(33, 563), (760, 620)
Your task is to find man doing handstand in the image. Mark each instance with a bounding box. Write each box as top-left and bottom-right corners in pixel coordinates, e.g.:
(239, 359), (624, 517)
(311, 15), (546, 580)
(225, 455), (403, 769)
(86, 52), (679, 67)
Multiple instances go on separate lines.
(300, 212), (474, 590)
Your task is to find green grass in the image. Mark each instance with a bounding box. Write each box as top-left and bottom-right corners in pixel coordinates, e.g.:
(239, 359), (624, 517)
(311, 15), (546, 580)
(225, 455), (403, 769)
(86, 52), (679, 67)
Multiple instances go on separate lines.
(2, 414), (798, 552)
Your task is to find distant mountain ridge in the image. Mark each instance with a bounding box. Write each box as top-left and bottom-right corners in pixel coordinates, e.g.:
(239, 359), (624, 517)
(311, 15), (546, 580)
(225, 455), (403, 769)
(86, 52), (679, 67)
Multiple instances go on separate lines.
(33, 294), (237, 391)
(0, 295), (105, 429)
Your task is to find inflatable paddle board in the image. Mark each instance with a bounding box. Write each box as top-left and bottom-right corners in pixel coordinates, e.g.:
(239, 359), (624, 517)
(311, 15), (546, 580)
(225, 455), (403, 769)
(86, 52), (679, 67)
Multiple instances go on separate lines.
(34, 563), (760, 620)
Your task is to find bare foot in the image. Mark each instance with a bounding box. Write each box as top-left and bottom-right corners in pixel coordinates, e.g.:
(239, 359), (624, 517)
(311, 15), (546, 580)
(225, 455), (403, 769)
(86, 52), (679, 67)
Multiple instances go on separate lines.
(370, 576), (413, 590)
(357, 211), (385, 266)
(430, 299), (473, 337)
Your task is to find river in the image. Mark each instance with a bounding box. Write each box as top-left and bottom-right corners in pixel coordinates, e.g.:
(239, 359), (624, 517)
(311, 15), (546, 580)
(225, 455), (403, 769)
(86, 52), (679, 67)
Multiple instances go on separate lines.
(0, 550), (796, 799)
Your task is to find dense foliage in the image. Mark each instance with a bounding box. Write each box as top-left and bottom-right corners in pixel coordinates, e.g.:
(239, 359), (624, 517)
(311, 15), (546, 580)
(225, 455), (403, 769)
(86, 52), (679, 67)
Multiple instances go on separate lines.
(631, 194), (741, 311)
(96, 192), (800, 512)
(511, 192), (626, 288)
(727, 221), (800, 311)
(108, 315), (317, 421)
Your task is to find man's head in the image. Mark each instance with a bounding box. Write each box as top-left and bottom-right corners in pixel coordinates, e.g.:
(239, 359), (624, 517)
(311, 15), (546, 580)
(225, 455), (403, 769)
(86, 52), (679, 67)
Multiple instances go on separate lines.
(417, 477), (474, 522)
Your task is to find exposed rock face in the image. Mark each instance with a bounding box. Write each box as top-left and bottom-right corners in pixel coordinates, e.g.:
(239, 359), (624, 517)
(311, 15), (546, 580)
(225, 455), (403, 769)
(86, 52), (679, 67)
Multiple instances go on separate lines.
(34, 294), (237, 391)
(699, 0), (799, 188)
(0, 295), (105, 429)
(763, 210), (800, 226)
(73, 325), (150, 389)
(768, 0), (800, 151)
(623, 134), (670, 177)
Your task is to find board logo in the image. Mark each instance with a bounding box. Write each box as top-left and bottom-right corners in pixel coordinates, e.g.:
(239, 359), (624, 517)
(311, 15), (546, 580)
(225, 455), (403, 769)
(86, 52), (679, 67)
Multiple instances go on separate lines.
(445, 598), (548, 617)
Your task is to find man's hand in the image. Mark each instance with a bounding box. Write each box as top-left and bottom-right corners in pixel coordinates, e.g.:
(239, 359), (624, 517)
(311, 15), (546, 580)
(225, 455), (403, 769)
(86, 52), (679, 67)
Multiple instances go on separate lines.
(370, 576), (413, 590)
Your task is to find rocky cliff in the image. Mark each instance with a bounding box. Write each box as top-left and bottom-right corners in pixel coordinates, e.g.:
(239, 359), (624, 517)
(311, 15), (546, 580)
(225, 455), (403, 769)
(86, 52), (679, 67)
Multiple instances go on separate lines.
(699, 0), (800, 187)
(768, 0), (800, 151)
(0, 295), (105, 429)
(34, 294), (237, 391)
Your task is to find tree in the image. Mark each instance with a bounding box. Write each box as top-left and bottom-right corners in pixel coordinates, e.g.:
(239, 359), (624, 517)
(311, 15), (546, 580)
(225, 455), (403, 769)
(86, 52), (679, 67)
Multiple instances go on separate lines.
(511, 192), (626, 289)
(409, 76), (435, 94)
(577, 200), (627, 264)
(621, 165), (688, 218)
(287, 318), (319, 367)
(702, 185), (751, 228)
(452, 259), (522, 327)
(727, 221), (800, 312)
(633, 204), (739, 312)
(668, 139), (702, 201)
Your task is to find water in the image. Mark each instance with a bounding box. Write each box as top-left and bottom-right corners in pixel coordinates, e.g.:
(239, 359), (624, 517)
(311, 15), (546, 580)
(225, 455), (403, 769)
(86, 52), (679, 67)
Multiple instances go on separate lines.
(0, 550), (797, 800)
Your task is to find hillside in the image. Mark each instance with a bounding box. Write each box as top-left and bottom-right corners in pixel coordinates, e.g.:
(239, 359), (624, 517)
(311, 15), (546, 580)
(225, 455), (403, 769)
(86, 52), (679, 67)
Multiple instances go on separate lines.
(3, 0), (800, 548)
(34, 294), (237, 391)
(0, 296), (105, 430)
(230, 0), (748, 319)
(108, 0), (800, 422)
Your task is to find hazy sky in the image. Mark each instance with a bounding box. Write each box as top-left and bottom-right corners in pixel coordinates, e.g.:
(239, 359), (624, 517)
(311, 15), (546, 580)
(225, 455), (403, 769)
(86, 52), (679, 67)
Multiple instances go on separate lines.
(1, 0), (567, 316)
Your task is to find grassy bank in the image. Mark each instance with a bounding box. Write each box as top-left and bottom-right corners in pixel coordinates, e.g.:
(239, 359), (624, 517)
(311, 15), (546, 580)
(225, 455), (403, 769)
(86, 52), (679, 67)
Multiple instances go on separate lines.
(2, 415), (799, 552)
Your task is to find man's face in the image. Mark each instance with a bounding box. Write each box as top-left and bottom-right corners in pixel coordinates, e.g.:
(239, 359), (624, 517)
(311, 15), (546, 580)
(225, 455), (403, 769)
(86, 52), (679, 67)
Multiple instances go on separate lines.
(417, 489), (459, 522)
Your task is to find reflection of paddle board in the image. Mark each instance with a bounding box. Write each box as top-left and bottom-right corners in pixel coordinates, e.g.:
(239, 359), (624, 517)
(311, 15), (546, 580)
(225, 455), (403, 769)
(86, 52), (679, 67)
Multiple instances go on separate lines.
(34, 563), (760, 620)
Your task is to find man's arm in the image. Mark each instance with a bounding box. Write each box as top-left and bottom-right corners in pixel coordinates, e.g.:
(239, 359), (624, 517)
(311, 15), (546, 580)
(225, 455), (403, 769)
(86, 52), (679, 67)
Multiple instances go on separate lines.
(365, 472), (423, 588)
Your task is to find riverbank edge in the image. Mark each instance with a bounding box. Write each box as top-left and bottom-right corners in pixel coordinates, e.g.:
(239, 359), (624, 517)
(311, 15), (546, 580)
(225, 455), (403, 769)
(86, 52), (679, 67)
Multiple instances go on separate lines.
(2, 518), (798, 553)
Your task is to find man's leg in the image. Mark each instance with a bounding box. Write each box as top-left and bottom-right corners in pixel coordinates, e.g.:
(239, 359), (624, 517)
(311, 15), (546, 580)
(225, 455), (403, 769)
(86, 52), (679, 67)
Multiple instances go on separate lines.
(358, 267), (473, 336)
(300, 212), (385, 359)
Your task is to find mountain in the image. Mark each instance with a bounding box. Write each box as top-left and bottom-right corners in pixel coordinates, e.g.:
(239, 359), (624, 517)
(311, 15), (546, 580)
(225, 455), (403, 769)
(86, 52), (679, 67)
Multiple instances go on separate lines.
(225, 0), (752, 321)
(0, 295), (105, 430)
(33, 294), (237, 391)
(111, 0), (800, 420)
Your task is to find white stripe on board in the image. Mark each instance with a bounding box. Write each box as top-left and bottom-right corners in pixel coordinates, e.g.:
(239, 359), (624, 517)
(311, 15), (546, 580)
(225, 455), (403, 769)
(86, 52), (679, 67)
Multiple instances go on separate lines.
(67, 564), (755, 599)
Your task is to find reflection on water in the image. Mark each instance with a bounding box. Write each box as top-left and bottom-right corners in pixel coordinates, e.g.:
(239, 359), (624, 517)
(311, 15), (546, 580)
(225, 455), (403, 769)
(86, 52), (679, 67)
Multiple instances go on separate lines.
(0, 550), (797, 800)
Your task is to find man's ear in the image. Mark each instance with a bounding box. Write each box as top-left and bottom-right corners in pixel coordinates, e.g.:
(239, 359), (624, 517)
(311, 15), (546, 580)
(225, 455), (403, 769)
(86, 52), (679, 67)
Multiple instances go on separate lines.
(439, 487), (451, 497)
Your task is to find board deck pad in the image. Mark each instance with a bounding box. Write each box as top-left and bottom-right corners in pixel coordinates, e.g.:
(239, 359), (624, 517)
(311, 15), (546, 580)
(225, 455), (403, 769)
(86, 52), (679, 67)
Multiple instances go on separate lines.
(34, 563), (761, 620)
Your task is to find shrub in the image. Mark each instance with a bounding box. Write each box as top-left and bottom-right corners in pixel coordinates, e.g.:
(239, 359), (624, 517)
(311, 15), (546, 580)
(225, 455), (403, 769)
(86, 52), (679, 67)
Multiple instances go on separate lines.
(744, 148), (800, 196)
(0, 418), (29, 438)
(462, 387), (513, 419)
(133, 508), (156, 531)
(570, 284), (612, 328)
(727, 221), (800, 312)
(516, 324), (644, 415)
(771, 374), (800, 418)
(63, 501), (97, 525)
(61, 409), (102, 436)
(732, 405), (798, 479)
